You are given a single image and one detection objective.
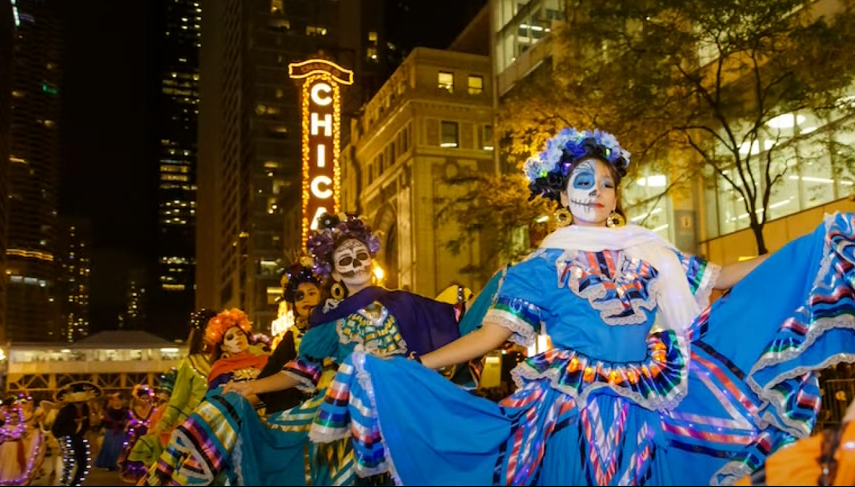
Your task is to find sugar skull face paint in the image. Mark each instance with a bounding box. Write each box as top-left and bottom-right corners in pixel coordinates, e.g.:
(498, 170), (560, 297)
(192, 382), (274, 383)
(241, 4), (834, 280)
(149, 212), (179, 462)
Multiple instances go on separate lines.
(332, 239), (373, 291)
(222, 326), (249, 355)
(561, 158), (617, 226)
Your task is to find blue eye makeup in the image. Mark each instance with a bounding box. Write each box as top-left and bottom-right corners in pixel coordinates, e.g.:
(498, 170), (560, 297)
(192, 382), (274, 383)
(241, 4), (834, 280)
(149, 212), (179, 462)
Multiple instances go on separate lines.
(573, 171), (595, 189)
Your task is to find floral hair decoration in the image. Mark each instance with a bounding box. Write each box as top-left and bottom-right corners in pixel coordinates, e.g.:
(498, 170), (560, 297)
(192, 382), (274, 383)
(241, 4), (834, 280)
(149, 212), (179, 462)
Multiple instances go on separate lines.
(204, 308), (253, 348)
(132, 384), (153, 399)
(2, 392), (32, 406)
(523, 128), (631, 203)
(281, 263), (321, 304)
(306, 213), (381, 278)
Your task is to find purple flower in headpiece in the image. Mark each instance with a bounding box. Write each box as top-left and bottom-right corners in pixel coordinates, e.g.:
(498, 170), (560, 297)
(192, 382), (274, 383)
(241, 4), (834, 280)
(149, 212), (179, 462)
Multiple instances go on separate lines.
(306, 213), (381, 278)
(523, 127), (631, 202)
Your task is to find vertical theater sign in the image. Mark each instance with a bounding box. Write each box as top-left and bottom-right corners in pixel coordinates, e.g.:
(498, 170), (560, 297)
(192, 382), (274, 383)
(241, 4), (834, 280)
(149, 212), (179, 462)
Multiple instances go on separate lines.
(288, 59), (354, 245)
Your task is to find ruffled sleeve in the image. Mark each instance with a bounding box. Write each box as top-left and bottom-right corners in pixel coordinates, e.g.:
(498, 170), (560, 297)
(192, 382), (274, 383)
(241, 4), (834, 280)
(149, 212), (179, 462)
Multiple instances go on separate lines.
(281, 320), (339, 393)
(483, 256), (549, 346)
(672, 249), (721, 309)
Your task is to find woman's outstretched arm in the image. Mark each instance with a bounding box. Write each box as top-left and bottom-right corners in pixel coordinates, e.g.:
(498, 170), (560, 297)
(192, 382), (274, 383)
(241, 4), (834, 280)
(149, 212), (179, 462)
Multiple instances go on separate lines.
(419, 322), (513, 370)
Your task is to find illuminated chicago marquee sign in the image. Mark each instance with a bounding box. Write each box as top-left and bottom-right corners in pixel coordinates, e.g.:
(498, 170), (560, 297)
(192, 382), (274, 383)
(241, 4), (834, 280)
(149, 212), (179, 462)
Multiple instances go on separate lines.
(288, 59), (354, 245)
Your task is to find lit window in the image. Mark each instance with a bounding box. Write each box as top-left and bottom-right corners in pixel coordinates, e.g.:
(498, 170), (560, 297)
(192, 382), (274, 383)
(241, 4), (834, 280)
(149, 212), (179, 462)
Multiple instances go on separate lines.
(256, 104), (280, 115)
(367, 47), (378, 61)
(468, 75), (484, 95)
(481, 124), (494, 150)
(368, 31), (378, 43)
(161, 174), (189, 182)
(270, 19), (290, 30)
(267, 286), (282, 304)
(438, 72), (454, 93)
(269, 127), (288, 139)
(306, 25), (327, 36)
(271, 0), (283, 14)
(441, 121), (459, 148)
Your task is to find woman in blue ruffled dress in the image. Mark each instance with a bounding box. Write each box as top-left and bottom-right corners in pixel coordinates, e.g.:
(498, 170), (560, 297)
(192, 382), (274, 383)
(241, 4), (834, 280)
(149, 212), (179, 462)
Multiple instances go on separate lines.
(309, 127), (855, 486)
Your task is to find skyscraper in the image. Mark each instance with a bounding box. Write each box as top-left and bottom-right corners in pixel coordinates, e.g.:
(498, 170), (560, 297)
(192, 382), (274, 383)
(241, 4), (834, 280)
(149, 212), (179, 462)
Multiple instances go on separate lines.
(0, 1), (14, 344)
(6, 0), (63, 342)
(196, 0), (386, 333)
(58, 218), (91, 342)
(125, 268), (146, 330)
(154, 0), (201, 333)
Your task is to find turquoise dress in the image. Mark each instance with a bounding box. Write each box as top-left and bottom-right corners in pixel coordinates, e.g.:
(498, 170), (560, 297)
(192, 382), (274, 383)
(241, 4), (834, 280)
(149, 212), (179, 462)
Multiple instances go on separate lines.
(313, 213), (855, 486)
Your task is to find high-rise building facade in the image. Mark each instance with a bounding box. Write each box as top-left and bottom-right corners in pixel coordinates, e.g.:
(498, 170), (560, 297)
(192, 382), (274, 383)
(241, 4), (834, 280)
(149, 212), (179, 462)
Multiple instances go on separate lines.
(154, 0), (201, 332)
(0, 1), (14, 344)
(58, 218), (91, 342)
(340, 42), (495, 296)
(125, 268), (146, 330)
(6, 0), (63, 342)
(196, 0), (386, 332)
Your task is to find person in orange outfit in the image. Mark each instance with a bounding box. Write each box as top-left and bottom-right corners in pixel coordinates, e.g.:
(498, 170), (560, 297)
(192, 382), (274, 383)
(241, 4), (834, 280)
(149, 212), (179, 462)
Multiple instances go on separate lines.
(737, 401), (855, 486)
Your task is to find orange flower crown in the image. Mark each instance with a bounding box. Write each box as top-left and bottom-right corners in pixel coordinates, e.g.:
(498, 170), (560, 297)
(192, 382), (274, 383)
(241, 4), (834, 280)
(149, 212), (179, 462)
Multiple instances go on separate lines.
(204, 308), (253, 348)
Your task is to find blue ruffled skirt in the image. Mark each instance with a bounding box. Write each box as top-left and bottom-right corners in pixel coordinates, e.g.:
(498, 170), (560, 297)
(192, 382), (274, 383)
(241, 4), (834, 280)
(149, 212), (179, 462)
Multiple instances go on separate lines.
(142, 389), (349, 486)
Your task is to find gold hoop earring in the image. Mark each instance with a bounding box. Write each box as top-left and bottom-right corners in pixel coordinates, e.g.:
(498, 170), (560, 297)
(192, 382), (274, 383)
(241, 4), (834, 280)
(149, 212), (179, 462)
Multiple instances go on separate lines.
(606, 211), (626, 228)
(330, 281), (346, 300)
(554, 208), (573, 227)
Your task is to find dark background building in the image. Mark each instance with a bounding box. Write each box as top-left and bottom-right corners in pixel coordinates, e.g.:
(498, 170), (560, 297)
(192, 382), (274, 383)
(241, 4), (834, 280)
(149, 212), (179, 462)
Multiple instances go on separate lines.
(58, 217), (91, 342)
(152, 0), (202, 334)
(0, 0), (14, 343)
(195, 0), (390, 334)
(124, 267), (147, 330)
(0, 0), (487, 343)
(6, 0), (64, 342)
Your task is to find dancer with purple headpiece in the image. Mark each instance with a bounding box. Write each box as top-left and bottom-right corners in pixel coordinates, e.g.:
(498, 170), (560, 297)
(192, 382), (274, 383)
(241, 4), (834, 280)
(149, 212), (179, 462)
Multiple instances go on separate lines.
(144, 214), (482, 486)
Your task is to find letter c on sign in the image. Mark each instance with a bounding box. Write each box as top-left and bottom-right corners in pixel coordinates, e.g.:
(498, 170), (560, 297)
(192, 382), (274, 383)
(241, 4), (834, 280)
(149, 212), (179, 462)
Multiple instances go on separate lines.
(310, 83), (332, 106)
(310, 176), (333, 199)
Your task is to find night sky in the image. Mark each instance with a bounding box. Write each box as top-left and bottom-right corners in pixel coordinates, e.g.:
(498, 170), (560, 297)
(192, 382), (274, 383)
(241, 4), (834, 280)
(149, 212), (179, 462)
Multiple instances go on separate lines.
(57, 0), (486, 335)
(59, 0), (159, 333)
(386, 0), (488, 54)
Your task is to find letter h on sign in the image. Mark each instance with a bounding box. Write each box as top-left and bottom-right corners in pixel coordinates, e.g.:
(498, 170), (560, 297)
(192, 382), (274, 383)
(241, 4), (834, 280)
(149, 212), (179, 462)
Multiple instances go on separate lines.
(289, 59), (354, 246)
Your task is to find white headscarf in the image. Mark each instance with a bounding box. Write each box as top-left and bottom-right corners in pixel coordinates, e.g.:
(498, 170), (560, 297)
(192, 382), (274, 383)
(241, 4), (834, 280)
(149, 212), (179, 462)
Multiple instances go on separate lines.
(539, 224), (700, 332)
